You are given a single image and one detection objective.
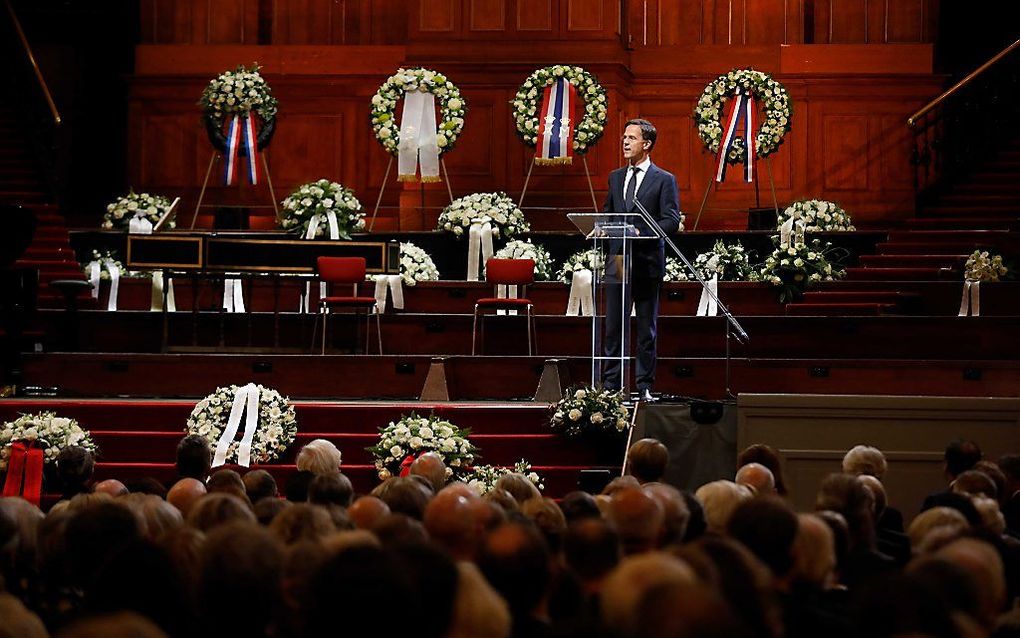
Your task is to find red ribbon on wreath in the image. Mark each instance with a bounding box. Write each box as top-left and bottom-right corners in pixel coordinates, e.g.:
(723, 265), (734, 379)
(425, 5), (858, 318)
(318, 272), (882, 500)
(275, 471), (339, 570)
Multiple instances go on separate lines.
(398, 454), (418, 477)
(2, 440), (45, 506)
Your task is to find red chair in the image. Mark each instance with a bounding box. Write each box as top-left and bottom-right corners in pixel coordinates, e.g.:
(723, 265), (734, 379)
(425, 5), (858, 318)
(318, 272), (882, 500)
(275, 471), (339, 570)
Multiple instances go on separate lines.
(315, 257), (381, 354)
(473, 258), (537, 355)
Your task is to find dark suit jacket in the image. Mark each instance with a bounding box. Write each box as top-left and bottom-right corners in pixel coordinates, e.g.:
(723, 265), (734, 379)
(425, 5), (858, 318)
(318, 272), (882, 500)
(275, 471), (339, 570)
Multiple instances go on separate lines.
(602, 161), (681, 279)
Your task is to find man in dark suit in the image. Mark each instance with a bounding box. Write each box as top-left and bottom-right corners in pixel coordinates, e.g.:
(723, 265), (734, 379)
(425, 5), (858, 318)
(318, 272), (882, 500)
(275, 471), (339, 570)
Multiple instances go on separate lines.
(602, 119), (681, 399)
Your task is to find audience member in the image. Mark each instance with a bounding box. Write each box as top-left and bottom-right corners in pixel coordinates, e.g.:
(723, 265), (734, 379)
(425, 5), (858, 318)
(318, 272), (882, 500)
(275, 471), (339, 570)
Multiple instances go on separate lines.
(205, 468), (247, 501)
(643, 482), (690, 548)
(626, 438), (669, 483)
(295, 439), (342, 476)
(559, 490), (601, 523)
(737, 444), (789, 496)
(307, 472), (354, 508)
(842, 445), (888, 478)
(186, 493), (255, 532)
(857, 474), (910, 565)
(92, 479), (129, 498)
(952, 468), (998, 499)
(242, 469), (278, 503)
(493, 473), (542, 505)
(608, 487), (664, 555)
(477, 522), (552, 637)
(55, 446), (94, 499)
(348, 495), (391, 530)
(409, 452), (449, 493)
(175, 435), (211, 481)
(166, 478), (206, 517)
(424, 490), (477, 561)
(815, 473), (895, 588)
(695, 480), (751, 534)
(253, 496), (290, 526)
(922, 440), (983, 510)
(285, 470), (316, 503)
(600, 552), (696, 636)
(735, 462), (776, 496)
(999, 454), (1020, 535)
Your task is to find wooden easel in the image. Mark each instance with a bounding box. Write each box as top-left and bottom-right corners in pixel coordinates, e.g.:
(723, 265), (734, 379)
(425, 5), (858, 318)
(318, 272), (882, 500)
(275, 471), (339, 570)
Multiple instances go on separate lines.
(692, 155), (780, 231)
(518, 155), (600, 212)
(190, 152), (279, 230)
(367, 157), (455, 232)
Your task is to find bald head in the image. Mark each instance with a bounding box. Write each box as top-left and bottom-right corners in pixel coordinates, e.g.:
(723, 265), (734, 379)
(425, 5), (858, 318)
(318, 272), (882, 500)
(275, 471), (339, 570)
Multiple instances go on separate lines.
(425, 491), (477, 560)
(643, 483), (690, 547)
(735, 463), (775, 496)
(167, 478), (207, 516)
(608, 488), (664, 555)
(792, 513), (836, 588)
(409, 452), (448, 493)
(93, 479), (129, 498)
(347, 496), (390, 530)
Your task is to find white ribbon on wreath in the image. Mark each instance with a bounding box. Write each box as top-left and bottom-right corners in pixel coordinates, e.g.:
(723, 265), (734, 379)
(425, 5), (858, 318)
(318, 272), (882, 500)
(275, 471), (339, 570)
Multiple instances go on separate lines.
(779, 216), (805, 248)
(373, 275), (405, 313)
(398, 89), (440, 182)
(300, 282), (329, 314)
(150, 271), (177, 312)
(565, 269), (594, 316)
(305, 211), (341, 240)
(129, 210), (154, 235)
(88, 260), (121, 311)
(467, 222), (495, 282)
(223, 277), (246, 313)
(958, 280), (981, 317)
(212, 382), (261, 468)
(697, 274), (720, 317)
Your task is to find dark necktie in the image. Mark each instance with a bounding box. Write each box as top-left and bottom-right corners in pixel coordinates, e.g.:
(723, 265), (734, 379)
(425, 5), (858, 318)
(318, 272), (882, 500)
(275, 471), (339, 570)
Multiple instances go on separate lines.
(625, 166), (641, 210)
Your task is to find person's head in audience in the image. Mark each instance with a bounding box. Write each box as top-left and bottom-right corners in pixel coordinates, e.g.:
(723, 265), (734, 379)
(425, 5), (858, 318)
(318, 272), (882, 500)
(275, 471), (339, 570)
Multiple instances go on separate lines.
(482, 488), (518, 514)
(377, 476), (431, 520)
(477, 522), (551, 623)
(609, 487), (664, 555)
(643, 482), (690, 548)
(268, 502), (336, 545)
(243, 469), (278, 503)
(999, 454), (1020, 497)
(124, 477), (167, 498)
(791, 513), (837, 589)
(56, 446), (94, 498)
(728, 496), (798, 585)
(254, 496), (290, 526)
(973, 460), (1007, 505)
(680, 490), (707, 542)
(952, 469), (997, 499)
(121, 493), (183, 539)
(409, 452), (448, 493)
(626, 438), (669, 483)
(971, 496), (1006, 536)
(857, 474), (888, 520)
(372, 513), (429, 547)
(935, 537), (1007, 628)
(0, 497), (43, 600)
(65, 500), (142, 592)
(563, 517), (621, 592)
(448, 562), (510, 638)
(815, 472), (876, 552)
(295, 439), (343, 476)
(944, 440), (982, 481)
(815, 510), (850, 580)
(424, 490), (477, 561)
(0, 591), (47, 638)
(521, 497), (567, 554)
(906, 556), (985, 635)
(186, 493), (255, 532)
(348, 495), (390, 530)
(600, 552), (696, 636)
(285, 470), (316, 502)
(307, 472), (354, 508)
(735, 462), (776, 496)
(924, 491), (983, 527)
(559, 490), (601, 523)
(167, 478), (206, 517)
(493, 473), (542, 505)
(842, 444), (888, 478)
(389, 542), (459, 638)
(907, 506), (969, 549)
(470, 499), (507, 537)
(737, 443), (788, 496)
(175, 434), (211, 481)
(206, 468), (247, 500)
(92, 479), (129, 498)
(602, 474), (641, 496)
(694, 480), (751, 534)
(632, 579), (754, 638)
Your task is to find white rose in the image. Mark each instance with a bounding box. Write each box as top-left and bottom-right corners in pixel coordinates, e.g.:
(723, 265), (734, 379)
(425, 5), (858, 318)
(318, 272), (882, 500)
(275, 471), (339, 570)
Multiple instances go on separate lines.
(591, 412), (604, 424)
(447, 98), (462, 110)
(409, 436), (423, 449)
(419, 427), (434, 439)
(574, 389), (587, 399)
(390, 445), (403, 457)
(568, 409), (582, 421)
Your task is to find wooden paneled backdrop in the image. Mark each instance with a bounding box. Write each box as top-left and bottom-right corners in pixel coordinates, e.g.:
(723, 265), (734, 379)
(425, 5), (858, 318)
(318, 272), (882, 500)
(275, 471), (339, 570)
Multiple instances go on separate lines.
(130, 0), (942, 231)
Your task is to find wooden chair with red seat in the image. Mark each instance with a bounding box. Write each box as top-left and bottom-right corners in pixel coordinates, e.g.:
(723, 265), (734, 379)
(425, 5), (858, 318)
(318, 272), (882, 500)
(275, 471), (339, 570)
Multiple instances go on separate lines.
(315, 256), (381, 354)
(473, 258), (537, 355)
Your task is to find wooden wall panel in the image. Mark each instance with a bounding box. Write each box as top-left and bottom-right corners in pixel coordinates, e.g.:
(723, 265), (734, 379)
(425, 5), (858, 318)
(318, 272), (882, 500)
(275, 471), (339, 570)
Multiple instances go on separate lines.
(517, 0), (554, 31)
(657, 0), (705, 45)
(272, 0), (347, 44)
(566, 0), (605, 32)
(885, 0), (924, 42)
(821, 0), (868, 43)
(822, 115), (869, 190)
(139, 115), (194, 186)
(419, 0), (459, 31)
(203, 0), (259, 44)
(745, 0), (793, 44)
(469, 0), (506, 31)
(269, 115), (345, 184)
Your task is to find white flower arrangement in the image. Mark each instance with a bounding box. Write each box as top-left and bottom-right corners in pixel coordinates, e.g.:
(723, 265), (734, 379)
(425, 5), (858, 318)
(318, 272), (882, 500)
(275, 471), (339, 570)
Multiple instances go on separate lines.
(367, 413), (478, 481)
(399, 242), (440, 286)
(760, 237), (846, 302)
(279, 179), (365, 239)
(694, 68), (792, 163)
(371, 67), (466, 157)
(102, 191), (174, 231)
(185, 385), (298, 464)
(779, 200), (855, 233)
(492, 240), (554, 281)
(512, 65), (608, 157)
(549, 386), (630, 439)
(436, 192), (530, 240)
(964, 250), (1008, 282)
(558, 248), (605, 283)
(82, 250), (124, 281)
(693, 240), (755, 281)
(467, 460), (544, 496)
(663, 257), (690, 282)
(199, 64), (277, 127)
(0, 412), (97, 471)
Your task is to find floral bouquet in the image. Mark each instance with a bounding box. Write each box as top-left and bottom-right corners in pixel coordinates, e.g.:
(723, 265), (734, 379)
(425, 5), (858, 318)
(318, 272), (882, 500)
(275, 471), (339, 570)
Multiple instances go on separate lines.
(964, 250), (1008, 282)
(102, 191), (174, 231)
(81, 250), (124, 280)
(760, 237), (846, 302)
(492, 240), (554, 281)
(549, 386), (630, 439)
(558, 248), (605, 283)
(199, 64), (277, 127)
(467, 459), (544, 496)
(436, 192), (530, 240)
(185, 385), (298, 465)
(779, 200), (855, 232)
(663, 257), (690, 282)
(693, 240), (755, 281)
(367, 413), (478, 480)
(279, 179), (364, 239)
(398, 242), (440, 285)
(0, 412), (97, 471)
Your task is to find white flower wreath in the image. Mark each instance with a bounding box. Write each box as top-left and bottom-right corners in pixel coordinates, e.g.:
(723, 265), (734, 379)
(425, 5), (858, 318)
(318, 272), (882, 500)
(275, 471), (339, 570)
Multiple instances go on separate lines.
(185, 385), (298, 465)
(965, 251), (1008, 282)
(436, 192), (530, 240)
(279, 179), (365, 239)
(0, 412), (97, 471)
(779, 200), (855, 233)
(549, 386), (630, 439)
(199, 64), (278, 128)
(694, 68), (792, 163)
(82, 250), (124, 281)
(371, 67), (466, 156)
(512, 65), (608, 156)
(467, 460), (544, 496)
(493, 240), (554, 281)
(102, 191), (174, 231)
(693, 240), (756, 281)
(367, 413), (478, 481)
(663, 257), (690, 282)
(558, 248), (606, 283)
(760, 238), (846, 303)
(399, 242), (440, 286)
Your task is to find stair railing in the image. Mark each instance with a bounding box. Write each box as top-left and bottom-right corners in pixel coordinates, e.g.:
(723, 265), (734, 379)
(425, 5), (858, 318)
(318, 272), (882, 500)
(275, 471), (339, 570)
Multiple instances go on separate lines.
(908, 38), (1020, 207)
(5, 0), (60, 126)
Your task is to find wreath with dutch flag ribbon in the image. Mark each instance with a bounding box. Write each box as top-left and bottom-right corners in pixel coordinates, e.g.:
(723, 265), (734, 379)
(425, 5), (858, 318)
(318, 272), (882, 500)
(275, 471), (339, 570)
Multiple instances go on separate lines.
(512, 65), (608, 165)
(694, 68), (792, 182)
(200, 64), (278, 186)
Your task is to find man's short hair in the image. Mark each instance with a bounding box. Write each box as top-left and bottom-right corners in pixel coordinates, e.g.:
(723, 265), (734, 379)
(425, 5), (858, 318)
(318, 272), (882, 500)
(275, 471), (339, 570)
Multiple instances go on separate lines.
(176, 435), (211, 480)
(728, 496), (798, 578)
(56, 446), (95, 495)
(308, 472), (354, 508)
(998, 454), (1020, 482)
(945, 441), (982, 478)
(624, 118), (657, 150)
(842, 445), (888, 478)
(627, 438), (669, 483)
(243, 470), (278, 503)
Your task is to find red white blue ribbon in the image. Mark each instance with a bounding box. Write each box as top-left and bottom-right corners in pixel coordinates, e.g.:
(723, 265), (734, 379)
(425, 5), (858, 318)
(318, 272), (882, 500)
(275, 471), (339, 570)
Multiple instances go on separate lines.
(224, 114), (259, 185)
(536, 78), (577, 165)
(715, 89), (755, 183)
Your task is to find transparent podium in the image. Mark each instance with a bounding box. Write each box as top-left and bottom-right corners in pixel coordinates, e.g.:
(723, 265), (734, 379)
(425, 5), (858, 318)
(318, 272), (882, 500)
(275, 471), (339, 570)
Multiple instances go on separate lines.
(567, 213), (659, 394)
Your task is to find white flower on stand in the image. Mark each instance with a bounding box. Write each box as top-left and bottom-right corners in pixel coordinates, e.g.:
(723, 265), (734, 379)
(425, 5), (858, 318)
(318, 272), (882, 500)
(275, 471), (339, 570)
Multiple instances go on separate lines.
(558, 248), (605, 282)
(549, 385), (630, 438)
(0, 412), (97, 471)
(369, 414), (477, 481)
(280, 179), (364, 240)
(437, 192), (530, 240)
(779, 200), (855, 233)
(185, 385), (298, 464)
(102, 191), (174, 231)
(467, 460), (545, 495)
(398, 242), (440, 286)
(492, 240), (554, 280)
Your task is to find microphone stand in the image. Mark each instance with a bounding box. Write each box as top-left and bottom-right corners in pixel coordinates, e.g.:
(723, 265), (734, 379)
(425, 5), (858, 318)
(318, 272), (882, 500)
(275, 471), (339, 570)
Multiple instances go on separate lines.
(632, 198), (749, 399)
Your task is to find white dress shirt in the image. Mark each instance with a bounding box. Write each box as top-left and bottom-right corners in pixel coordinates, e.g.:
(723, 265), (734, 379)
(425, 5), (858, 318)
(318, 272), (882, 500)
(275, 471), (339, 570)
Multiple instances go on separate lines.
(622, 156), (652, 202)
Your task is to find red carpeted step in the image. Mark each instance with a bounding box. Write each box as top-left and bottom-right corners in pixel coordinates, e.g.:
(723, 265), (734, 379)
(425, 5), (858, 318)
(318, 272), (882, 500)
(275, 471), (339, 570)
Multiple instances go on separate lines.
(886, 230), (1012, 243)
(904, 217), (1019, 230)
(785, 302), (897, 316)
(874, 242), (985, 255)
(921, 207), (1020, 218)
(844, 267), (950, 281)
(858, 254), (967, 269)
(800, 291), (915, 304)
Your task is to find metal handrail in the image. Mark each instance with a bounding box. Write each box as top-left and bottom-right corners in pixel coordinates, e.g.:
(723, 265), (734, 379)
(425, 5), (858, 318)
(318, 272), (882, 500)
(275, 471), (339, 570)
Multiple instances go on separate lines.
(5, 0), (61, 126)
(908, 38), (1020, 127)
